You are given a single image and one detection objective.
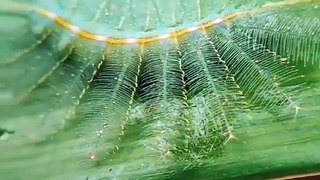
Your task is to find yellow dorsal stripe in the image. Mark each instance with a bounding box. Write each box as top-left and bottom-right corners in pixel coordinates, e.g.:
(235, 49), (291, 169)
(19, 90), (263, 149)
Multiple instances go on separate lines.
(5, 0), (319, 45)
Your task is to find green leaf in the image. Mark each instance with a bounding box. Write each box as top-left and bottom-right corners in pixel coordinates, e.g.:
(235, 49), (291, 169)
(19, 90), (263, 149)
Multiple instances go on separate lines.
(0, 0), (319, 179)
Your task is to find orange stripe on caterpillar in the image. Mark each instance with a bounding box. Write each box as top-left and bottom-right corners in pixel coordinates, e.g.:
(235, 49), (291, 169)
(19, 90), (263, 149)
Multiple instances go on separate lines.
(34, 8), (242, 45)
(12, 0), (320, 45)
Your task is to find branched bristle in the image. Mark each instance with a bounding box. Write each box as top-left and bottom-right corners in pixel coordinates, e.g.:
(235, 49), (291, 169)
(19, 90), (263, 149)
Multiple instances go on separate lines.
(74, 45), (142, 165)
(0, 0), (319, 179)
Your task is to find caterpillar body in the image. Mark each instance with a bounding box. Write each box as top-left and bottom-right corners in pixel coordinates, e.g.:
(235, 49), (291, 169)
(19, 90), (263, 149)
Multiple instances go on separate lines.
(0, 0), (319, 179)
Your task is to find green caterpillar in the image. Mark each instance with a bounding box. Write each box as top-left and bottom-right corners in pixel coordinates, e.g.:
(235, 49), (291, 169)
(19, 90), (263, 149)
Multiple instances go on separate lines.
(0, 0), (319, 179)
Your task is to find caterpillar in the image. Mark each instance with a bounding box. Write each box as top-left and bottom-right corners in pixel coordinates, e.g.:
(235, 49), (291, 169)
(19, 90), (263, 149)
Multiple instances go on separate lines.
(0, 0), (319, 179)
(3, 0), (318, 44)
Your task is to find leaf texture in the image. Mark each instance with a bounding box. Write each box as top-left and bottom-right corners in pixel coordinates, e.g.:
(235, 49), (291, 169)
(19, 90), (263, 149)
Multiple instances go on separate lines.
(0, 0), (320, 179)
